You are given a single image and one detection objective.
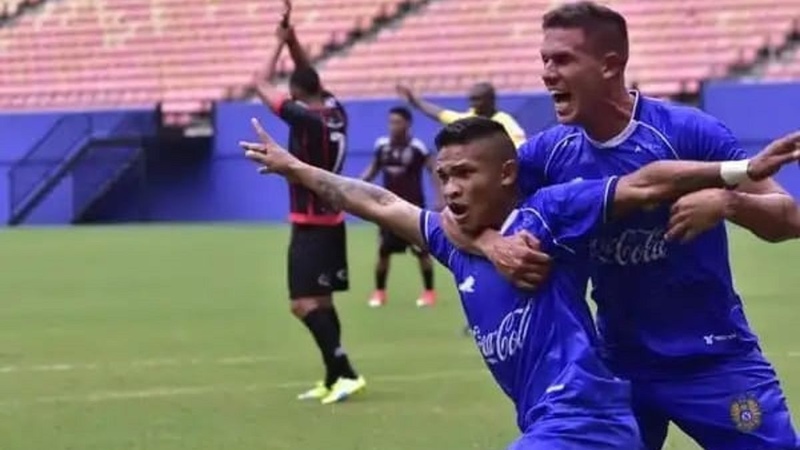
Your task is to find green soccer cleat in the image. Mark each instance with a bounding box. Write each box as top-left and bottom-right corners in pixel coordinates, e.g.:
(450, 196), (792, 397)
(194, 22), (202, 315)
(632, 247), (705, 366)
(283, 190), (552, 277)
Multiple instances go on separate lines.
(320, 376), (366, 404)
(296, 381), (330, 401)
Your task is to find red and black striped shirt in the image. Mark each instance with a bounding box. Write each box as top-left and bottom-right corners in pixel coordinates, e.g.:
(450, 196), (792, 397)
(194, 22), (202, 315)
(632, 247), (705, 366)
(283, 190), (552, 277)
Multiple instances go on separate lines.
(271, 91), (348, 226)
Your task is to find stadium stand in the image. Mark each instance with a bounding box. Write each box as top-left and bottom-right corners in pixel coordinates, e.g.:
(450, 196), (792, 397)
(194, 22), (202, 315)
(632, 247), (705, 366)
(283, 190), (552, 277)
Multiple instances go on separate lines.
(0, 0), (37, 17)
(0, 0), (406, 124)
(0, 0), (797, 123)
(320, 0), (800, 97)
(765, 53), (800, 80)
(762, 29), (800, 81)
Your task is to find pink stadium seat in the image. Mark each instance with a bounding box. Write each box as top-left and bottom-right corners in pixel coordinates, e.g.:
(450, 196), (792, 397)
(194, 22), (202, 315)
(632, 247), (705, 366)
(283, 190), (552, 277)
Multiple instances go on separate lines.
(319, 0), (800, 98)
(0, 0), (797, 113)
(0, 0), (399, 113)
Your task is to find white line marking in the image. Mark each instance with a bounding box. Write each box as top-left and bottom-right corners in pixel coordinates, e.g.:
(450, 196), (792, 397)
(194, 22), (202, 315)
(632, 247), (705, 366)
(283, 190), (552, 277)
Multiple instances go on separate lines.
(1, 349), (797, 376)
(0, 348), (479, 375)
(4, 348), (799, 376)
(0, 369), (487, 409)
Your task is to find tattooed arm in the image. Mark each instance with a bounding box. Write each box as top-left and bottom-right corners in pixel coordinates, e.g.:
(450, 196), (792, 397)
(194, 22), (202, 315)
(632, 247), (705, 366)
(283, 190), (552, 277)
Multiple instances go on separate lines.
(291, 163), (425, 247)
(240, 118), (425, 248)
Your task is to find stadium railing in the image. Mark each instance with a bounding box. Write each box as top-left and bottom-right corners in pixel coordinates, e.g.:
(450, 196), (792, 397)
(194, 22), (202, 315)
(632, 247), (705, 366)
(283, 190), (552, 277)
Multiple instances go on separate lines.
(6, 110), (157, 225)
(70, 114), (155, 223)
(7, 114), (92, 225)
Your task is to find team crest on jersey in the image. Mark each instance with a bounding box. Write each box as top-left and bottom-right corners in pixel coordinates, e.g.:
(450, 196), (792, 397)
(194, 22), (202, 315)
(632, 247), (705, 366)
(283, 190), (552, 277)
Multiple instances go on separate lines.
(729, 393), (762, 433)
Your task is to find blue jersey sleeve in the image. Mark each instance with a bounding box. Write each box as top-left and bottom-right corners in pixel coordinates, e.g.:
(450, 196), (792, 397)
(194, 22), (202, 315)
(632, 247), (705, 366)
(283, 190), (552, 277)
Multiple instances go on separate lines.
(529, 177), (619, 253)
(419, 210), (457, 270)
(516, 134), (550, 197)
(676, 111), (748, 162)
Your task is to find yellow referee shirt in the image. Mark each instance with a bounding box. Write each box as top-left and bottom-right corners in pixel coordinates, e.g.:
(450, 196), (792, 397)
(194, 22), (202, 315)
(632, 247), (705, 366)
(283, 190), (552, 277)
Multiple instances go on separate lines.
(438, 109), (527, 148)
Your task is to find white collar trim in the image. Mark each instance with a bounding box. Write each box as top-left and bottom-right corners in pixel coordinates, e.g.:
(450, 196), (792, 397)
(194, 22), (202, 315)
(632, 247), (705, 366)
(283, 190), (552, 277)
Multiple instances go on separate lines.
(583, 91), (640, 148)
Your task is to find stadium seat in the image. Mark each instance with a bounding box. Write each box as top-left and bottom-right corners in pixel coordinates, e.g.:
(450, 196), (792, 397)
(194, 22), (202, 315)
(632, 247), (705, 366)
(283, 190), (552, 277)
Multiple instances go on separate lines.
(0, 0), (797, 114)
(318, 0), (800, 98)
(0, 0), (400, 113)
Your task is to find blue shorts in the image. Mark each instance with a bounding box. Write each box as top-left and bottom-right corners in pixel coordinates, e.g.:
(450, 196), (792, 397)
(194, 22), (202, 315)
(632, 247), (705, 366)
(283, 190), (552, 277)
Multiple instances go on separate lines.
(630, 350), (799, 450)
(507, 411), (642, 450)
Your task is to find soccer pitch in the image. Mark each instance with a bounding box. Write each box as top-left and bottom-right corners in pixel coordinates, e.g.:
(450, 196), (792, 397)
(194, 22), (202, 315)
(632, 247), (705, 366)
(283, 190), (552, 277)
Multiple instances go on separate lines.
(0, 224), (798, 450)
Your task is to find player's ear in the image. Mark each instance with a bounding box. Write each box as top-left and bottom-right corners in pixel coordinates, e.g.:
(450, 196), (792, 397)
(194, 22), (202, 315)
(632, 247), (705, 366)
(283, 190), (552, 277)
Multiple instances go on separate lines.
(500, 159), (518, 188)
(601, 51), (624, 80)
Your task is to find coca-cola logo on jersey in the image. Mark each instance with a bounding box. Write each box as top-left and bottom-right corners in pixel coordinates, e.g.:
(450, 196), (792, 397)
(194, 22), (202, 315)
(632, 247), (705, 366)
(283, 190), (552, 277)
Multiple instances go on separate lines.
(470, 302), (534, 365)
(589, 228), (667, 266)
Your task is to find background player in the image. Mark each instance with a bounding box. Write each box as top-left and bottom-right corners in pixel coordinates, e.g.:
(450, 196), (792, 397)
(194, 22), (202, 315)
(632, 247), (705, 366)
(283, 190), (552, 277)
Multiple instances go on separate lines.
(256, 6), (365, 405)
(396, 82), (527, 148)
(442, 2), (800, 449)
(241, 116), (800, 450)
(360, 106), (441, 308)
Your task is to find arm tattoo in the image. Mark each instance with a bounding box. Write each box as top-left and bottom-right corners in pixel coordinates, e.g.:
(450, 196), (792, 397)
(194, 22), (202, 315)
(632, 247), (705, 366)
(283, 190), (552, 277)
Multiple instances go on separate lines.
(315, 171), (398, 212)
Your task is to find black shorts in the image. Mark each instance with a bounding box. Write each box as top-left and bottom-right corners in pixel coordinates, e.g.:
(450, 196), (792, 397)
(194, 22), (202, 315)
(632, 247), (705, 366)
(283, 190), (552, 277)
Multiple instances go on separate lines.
(288, 223), (349, 299)
(379, 227), (427, 257)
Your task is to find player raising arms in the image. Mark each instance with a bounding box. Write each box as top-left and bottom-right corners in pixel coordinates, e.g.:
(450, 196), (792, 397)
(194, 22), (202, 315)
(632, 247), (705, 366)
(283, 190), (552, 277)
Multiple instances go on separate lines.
(241, 115), (800, 449)
(255, 2), (365, 405)
(360, 106), (442, 308)
(397, 82), (527, 148)
(443, 2), (800, 449)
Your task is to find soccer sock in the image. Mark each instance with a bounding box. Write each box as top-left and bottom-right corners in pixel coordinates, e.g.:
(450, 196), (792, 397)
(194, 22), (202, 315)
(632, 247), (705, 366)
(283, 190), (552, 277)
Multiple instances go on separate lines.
(302, 307), (358, 386)
(301, 308), (344, 388)
(375, 265), (388, 290)
(421, 267), (434, 291)
(330, 306), (341, 335)
(329, 306), (358, 380)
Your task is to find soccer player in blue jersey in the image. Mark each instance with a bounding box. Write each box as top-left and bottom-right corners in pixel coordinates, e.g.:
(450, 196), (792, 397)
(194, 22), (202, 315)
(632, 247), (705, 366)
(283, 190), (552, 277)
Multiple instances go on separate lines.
(240, 115), (800, 449)
(440, 2), (800, 449)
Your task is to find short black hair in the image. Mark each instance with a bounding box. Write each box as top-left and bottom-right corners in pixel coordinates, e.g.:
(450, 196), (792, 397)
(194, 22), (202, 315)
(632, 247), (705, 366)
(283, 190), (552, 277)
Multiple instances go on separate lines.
(543, 1), (629, 64)
(434, 117), (514, 159)
(470, 82), (496, 99)
(289, 67), (322, 95)
(389, 106), (412, 123)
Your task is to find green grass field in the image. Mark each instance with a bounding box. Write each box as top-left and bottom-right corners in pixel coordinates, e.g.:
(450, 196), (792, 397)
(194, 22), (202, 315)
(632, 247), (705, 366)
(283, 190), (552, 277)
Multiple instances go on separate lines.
(0, 224), (798, 450)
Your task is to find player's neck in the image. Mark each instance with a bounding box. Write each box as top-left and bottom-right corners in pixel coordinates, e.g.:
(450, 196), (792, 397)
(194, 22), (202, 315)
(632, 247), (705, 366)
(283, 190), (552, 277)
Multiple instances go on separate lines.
(583, 89), (635, 143)
(489, 195), (518, 231)
(390, 134), (409, 145)
(305, 94), (324, 107)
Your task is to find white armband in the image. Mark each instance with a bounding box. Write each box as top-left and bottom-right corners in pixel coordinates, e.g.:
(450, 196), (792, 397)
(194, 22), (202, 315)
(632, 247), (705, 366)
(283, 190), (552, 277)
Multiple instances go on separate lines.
(719, 159), (751, 187)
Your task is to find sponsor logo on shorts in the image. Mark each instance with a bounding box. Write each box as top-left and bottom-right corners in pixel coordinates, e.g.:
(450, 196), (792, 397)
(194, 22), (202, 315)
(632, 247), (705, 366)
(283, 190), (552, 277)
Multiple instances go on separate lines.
(730, 393), (763, 433)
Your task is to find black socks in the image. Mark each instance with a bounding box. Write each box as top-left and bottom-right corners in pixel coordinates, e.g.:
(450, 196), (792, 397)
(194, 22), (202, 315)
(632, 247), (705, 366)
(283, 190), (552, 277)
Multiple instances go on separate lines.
(302, 307), (358, 388)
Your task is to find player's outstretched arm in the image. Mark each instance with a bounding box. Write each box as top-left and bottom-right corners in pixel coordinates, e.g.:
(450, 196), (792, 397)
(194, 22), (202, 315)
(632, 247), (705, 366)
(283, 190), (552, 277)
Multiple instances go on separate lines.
(669, 128), (800, 242)
(722, 187), (800, 242)
(241, 118), (424, 247)
(279, 0), (311, 72)
(396, 84), (455, 124)
(613, 134), (800, 219)
(284, 18), (311, 71)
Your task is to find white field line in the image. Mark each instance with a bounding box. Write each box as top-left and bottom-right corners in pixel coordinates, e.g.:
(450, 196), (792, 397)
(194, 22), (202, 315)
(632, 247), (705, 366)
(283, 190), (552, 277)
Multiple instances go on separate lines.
(1, 349), (798, 376)
(0, 369), (487, 409)
(0, 348), (479, 375)
(1, 351), (799, 408)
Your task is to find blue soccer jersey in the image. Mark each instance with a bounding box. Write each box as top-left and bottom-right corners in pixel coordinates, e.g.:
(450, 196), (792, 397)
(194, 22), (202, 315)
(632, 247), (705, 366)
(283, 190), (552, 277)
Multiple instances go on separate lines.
(421, 178), (639, 448)
(517, 92), (756, 378)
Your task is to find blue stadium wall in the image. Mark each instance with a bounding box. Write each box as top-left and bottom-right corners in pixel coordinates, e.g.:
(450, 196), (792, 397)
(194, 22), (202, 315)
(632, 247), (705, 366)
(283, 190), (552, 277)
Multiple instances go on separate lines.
(3, 94), (558, 225)
(701, 81), (800, 193)
(0, 109), (156, 225)
(0, 83), (797, 226)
